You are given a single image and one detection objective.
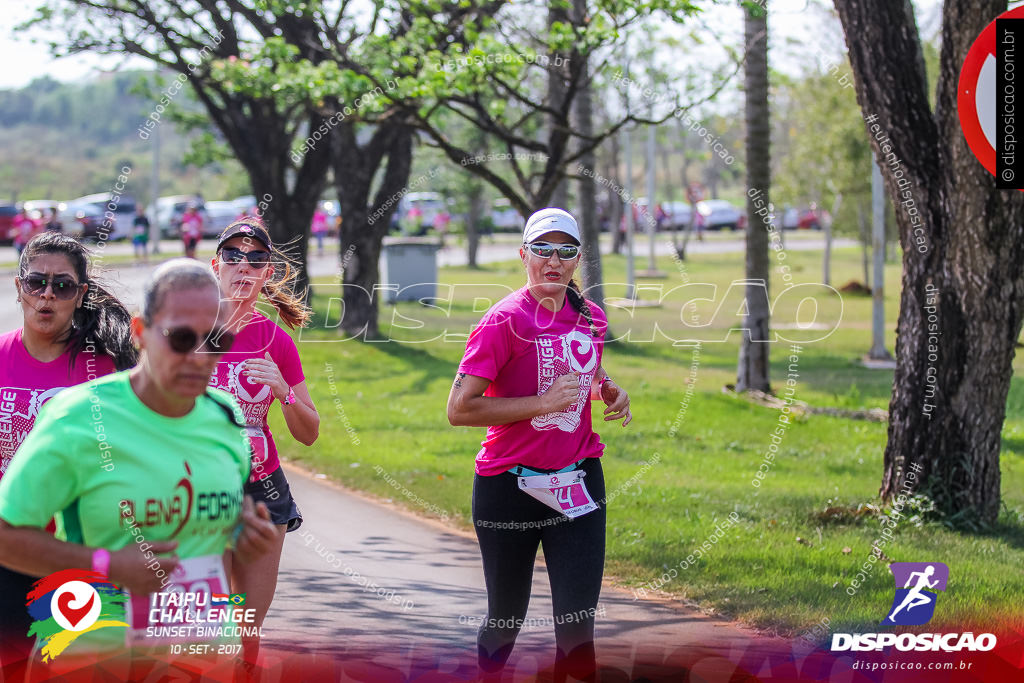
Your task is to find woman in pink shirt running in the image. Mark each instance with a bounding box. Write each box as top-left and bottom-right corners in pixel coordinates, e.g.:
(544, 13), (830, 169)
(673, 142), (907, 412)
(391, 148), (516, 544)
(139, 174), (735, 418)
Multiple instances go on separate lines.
(208, 218), (320, 666)
(0, 232), (134, 668)
(448, 208), (632, 681)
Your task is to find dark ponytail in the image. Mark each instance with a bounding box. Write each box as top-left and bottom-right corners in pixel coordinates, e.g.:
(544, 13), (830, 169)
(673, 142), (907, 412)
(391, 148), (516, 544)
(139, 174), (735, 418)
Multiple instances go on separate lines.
(19, 233), (138, 371)
(566, 279), (598, 337)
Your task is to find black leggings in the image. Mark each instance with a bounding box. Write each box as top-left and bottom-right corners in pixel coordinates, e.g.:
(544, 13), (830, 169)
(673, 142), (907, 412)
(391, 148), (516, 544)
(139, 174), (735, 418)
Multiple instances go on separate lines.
(472, 457), (606, 680)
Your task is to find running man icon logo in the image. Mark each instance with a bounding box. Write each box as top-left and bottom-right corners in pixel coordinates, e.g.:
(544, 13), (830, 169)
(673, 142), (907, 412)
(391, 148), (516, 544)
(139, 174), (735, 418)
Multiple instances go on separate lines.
(883, 562), (949, 626)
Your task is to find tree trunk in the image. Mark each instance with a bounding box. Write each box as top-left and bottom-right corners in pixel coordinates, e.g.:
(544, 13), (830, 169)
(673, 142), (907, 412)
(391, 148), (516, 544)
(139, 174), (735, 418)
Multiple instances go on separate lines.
(835, 0), (1024, 525)
(231, 111), (332, 302)
(466, 186), (484, 269)
(736, 0), (772, 393)
(547, 2), (571, 209)
(573, 0), (604, 308)
(858, 203), (870, 287)
(604, 132), (624, 255)
(823, 194), (841, 288)
(334, 122), (414, 338)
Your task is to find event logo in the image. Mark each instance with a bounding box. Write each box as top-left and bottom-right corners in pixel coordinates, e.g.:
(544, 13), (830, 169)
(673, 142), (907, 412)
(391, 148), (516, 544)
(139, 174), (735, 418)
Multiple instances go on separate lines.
(832, 561), (997, 653)
(26, 569), (128, 661)
(884, 562), (948, 626)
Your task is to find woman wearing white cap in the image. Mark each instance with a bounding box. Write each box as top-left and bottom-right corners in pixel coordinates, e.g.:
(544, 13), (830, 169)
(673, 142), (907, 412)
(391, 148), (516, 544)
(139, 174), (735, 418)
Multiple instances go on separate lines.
(448, 207), (632, 681)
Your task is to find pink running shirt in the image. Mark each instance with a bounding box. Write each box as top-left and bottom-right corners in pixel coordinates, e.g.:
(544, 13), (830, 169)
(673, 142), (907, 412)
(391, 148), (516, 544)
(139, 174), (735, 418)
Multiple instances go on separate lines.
(0, 328), (116, 477)
(208, 312), (304, 482)
(457, 286), (608, 476)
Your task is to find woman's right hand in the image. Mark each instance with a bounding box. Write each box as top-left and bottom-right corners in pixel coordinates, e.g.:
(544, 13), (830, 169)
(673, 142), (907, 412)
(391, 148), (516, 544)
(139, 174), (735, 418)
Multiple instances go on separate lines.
(541, 373), (581, 413)
(109, 541), (180, 594)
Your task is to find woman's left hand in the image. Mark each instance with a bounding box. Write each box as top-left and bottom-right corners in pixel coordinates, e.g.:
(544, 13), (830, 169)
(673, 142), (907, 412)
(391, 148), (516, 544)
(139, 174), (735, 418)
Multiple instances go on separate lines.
(601, 380), (632, 426)
(244, 353), (289, 402)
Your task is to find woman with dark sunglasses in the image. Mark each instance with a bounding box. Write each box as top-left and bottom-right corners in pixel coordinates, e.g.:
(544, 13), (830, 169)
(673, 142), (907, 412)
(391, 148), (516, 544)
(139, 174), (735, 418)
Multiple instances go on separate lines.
(0, 259), (279, 668)
(447, 208), (632, 682)
(0, 232), (135, 668)
(208, 219), (319, 666)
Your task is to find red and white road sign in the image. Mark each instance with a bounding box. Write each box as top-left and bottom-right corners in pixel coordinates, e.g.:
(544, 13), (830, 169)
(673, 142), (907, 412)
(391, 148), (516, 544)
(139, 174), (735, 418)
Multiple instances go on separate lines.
(958, 5), (1024, 187)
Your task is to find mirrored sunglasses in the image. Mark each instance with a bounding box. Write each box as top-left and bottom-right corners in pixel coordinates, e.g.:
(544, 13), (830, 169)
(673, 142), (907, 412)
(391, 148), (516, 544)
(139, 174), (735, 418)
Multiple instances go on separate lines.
(525, 242), (580, 260)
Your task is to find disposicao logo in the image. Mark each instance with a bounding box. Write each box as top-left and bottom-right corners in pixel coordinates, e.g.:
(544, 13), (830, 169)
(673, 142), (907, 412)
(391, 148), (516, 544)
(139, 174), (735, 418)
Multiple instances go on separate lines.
(26, 569), (128, 661)
(831, 561), (997, 653)
(884, 561), (948, 626)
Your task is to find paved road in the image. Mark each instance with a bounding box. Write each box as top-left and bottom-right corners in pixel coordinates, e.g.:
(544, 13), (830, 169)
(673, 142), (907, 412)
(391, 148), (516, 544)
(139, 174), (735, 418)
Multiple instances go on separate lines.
(262, 465), (783, 678)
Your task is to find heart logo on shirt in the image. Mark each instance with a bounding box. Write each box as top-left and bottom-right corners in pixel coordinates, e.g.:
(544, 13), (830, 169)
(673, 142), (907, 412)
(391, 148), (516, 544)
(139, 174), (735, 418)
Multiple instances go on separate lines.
(564, 330), (597, 374)
(229, 363), (271, 404)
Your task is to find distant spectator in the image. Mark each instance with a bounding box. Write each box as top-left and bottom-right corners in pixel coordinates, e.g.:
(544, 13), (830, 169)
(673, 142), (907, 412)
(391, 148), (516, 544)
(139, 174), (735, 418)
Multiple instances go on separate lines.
(655, 203), (668, 231)
(311, 208), (329, 256)
(43, 209), (62, 233)
(433, 210), (451, 246)
(404, 205), (423, 235)
(181, 205), (203, 259)
(614, 213), (627, 254)
(132, 205), (150, 263)
(12, 209), (36, 259)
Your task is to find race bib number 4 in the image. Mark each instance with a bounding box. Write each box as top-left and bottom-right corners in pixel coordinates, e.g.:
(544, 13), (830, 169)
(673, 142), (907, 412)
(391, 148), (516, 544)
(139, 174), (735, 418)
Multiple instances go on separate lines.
(126, 554), (230, 646)
(517, 471), (599, 518)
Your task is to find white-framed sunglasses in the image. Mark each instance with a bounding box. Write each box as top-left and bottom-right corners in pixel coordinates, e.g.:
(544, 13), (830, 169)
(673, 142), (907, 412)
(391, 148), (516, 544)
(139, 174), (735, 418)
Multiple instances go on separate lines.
(525, 242), (581, 260)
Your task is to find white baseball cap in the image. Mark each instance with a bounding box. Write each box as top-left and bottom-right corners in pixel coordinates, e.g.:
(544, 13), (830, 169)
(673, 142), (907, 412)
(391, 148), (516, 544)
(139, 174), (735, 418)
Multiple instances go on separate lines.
(523, 208), (581, 245)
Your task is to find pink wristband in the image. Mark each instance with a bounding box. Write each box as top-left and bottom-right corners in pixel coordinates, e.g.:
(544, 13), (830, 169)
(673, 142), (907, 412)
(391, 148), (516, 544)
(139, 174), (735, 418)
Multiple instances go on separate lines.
(92, 548), (110, 577)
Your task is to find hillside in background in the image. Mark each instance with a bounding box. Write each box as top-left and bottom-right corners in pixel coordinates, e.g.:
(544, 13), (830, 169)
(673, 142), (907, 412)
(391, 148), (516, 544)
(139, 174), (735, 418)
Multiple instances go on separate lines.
(0, 72), (249, 204)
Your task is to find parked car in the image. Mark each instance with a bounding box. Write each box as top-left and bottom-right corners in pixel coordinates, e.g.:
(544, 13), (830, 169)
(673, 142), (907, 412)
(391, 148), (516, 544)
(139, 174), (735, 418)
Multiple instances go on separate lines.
(23, 200), (65, 226)
(781, 207), (800, 230)
(60, 202), (107, 241)
(661, 201), (695, 230)
(696, 199), (743, 231)
(490, 198), (521, 232)
(231, 195), (257, 216)
(203, 201), (239, 236)
(0, 203), (18, 244)
(397, 192), (446, 235)
(69, 192), (136, 240)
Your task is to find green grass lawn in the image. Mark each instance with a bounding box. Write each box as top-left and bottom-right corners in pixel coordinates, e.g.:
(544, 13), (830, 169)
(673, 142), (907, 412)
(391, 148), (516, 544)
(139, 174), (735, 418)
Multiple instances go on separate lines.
(269, 243), (1024, 639)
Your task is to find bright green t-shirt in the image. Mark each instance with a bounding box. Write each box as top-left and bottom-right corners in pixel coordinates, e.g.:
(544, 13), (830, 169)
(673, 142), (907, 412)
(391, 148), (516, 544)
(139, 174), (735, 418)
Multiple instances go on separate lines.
(0, 371), (250, 653)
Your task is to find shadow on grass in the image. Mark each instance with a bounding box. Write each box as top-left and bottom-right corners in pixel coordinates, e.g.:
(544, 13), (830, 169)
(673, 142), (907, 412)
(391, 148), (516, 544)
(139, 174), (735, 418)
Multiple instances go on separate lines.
(369, 339), (459, 396)
(982, 518), (1024, 550)
(604, 338), (702, 362)
(809, 497), (1024, 551)
(1000, 436), (1024, 458)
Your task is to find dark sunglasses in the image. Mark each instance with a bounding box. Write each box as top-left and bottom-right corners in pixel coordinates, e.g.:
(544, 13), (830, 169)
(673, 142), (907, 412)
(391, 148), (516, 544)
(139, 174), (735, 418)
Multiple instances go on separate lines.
(525, 242), (580, 260)
(20, 274), (82, 300)
(220, 247), (271, 268)
(159, 326), (236, 355)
